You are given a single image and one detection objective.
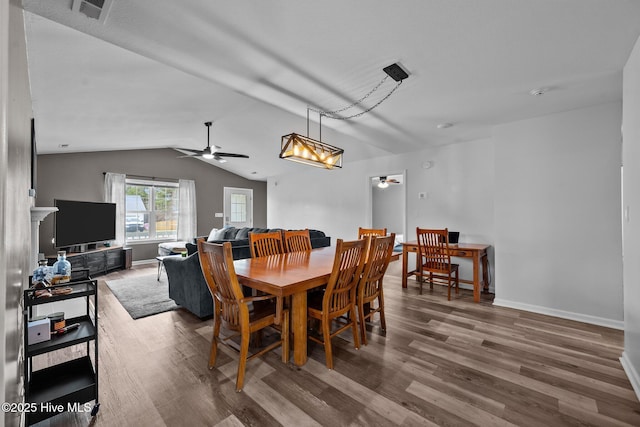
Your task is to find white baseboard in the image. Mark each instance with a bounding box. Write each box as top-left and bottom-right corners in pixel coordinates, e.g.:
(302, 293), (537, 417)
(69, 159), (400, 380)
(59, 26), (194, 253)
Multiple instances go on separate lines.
(620, 352), (640, 403)
(492, 298), (624, 330)
(132, 259), (156, 266)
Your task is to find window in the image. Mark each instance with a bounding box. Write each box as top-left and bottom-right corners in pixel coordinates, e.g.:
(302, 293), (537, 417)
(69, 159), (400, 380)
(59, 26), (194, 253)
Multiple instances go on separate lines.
(125, 179), (179, 242)
(230, 193), (247, 222)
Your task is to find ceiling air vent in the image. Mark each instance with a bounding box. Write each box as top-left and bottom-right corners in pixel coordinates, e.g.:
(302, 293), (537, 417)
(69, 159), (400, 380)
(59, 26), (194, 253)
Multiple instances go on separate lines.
(72, 0), (112, 22)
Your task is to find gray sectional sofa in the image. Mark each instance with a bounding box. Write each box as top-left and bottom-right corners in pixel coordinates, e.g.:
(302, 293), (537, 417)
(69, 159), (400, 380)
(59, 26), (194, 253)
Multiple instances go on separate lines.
(164, 228), (331, 318)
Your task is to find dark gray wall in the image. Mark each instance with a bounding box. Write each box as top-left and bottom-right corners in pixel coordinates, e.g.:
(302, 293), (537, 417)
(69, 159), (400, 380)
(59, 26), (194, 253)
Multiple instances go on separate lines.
(37, 148), (267, 261)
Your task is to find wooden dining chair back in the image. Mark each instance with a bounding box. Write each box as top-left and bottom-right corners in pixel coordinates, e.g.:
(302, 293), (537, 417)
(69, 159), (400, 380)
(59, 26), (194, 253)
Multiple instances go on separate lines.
(415, 227), (459, 300)
(198, 239), (289, 391)
(357, 227), (387, 239)
(357, 233), (395, 345)
(308, 238), (368, 369)
(249, 231), (284, 258)
(283, 229), (312, 252)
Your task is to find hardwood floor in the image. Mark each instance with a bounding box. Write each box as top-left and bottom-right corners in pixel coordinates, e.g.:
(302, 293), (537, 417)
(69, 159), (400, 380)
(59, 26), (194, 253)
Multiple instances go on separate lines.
(33, 262), (639, 426)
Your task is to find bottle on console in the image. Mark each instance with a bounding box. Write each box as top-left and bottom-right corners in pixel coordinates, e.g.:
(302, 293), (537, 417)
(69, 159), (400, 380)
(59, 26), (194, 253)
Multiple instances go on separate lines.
(51, 251), (71, 284)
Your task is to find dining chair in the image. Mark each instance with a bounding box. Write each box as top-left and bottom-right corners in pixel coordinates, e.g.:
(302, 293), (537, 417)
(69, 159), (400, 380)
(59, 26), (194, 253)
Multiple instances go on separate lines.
(283, 229), (312, 252)
(357, 227), (387, 238)
(198, 239), (289, 392)
(307, 238), (368, 369)
(357, 233), (395, 345)
(415, 227), (459, 300)
(249, 230), (284, 258)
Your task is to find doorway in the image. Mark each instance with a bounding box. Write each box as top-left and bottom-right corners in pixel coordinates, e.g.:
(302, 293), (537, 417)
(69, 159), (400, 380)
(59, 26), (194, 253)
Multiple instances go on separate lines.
(223, 187), (253, 228)
(368, 171), (406, 242)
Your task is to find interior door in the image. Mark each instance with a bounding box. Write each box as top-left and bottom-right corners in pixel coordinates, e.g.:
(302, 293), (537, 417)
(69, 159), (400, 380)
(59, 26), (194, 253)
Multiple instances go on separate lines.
(223, 187), (253, 228)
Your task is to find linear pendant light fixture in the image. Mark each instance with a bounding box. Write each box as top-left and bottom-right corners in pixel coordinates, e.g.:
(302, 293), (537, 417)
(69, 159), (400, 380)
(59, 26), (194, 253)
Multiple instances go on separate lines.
(280, 63), (409, 170)
(280, 109), (343, 169)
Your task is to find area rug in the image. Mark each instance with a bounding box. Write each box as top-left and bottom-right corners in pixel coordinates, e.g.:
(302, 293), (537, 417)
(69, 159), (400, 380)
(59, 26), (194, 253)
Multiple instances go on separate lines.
(105, 274), (178, 319)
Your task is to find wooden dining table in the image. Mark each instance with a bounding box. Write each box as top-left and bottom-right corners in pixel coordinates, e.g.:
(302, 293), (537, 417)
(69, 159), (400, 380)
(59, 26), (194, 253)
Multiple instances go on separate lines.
(233, 246), (337, 366)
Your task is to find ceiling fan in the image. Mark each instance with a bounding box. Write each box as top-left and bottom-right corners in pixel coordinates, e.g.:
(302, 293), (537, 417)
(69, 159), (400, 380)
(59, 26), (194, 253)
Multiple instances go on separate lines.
(179, 121), (249, 163)
(375, 176), (401, 188)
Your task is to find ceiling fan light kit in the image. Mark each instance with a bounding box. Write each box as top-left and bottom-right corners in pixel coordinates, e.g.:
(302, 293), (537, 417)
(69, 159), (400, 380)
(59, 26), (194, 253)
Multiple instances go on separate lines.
(281, 63), (409, 169)
(180, 121), (248, 163)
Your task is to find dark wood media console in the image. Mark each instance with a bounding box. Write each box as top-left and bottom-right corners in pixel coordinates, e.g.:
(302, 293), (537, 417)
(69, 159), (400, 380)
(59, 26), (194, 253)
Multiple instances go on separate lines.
(46, 246), (131, 277)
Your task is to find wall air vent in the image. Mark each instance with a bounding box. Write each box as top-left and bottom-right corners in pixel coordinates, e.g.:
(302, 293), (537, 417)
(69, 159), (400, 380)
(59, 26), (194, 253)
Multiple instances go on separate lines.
(72, 0), (112, 23)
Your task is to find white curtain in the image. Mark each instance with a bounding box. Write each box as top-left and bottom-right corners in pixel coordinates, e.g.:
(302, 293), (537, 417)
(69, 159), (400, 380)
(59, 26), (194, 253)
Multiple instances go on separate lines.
(177, 179), (197, 242)
(103, 172), (126, 246)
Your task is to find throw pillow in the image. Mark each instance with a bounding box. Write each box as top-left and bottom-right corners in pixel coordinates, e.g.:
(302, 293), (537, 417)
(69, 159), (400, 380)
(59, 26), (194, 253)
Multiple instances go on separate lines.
(207, 228), (219, 242)
(212, 228), (227, 241)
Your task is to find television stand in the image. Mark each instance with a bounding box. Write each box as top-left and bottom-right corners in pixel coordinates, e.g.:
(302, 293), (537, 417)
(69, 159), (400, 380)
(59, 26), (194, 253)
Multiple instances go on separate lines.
(46, 246), (131, 277)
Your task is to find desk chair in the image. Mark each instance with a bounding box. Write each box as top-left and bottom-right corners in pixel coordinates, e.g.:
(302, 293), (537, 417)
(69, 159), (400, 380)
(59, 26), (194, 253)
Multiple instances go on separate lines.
(416, 228), (459, 300)
(249, 231), (284, 258)
(357, 234), (395, 345)
(308, 238), (368, 369)
(198, 240), (289, 392)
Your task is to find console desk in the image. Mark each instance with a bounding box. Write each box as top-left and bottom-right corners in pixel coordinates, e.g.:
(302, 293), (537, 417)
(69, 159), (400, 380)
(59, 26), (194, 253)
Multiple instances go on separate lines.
(401, 241), (490, 303)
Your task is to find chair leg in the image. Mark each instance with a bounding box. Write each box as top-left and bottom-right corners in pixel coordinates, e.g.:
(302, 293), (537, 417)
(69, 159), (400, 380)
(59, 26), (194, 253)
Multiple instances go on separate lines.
(379, 292), (386, 331)
(281, 309), (290, 363)
(350, 305), (360, 350)
(358, 299), (368, 346)
(209, 312), (221, 369)
(236, 327), (250, 392)
(447, 274), (452, 301)
(322, 317), (334, 370)
(455, 269), (459, 294)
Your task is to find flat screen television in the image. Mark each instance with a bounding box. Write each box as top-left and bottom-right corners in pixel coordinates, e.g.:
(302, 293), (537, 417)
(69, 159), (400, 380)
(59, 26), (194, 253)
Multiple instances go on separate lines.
(54, 199), (116, 249)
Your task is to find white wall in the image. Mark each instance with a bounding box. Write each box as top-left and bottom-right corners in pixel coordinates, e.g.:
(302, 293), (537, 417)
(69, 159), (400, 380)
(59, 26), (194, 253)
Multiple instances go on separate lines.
(268, 137), (495, 289)
(621, 35), (640, 400)
(493, 102), (623, 328)
(372, 183), (403, 235)
(2, 2), (34, 426)
(269, 102), (625, 329)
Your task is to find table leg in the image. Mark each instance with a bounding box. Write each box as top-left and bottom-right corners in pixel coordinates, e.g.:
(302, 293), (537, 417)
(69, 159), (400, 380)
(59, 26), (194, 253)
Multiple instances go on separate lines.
(291, 291), (307, 366)
(157, 259), (162, 281)
(481, 251), (489, 293)
(402, 246), (408, 288)
(473, 253), (480, 303)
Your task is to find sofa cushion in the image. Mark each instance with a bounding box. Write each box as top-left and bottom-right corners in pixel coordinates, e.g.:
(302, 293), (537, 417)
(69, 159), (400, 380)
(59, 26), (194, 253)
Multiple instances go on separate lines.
(309, 229), (326, 239)
(235, 227), (252, 240)
(223, 227), (239, 239)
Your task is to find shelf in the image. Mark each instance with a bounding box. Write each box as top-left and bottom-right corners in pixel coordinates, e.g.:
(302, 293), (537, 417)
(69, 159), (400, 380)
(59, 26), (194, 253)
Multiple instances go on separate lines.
(25, 280), (96, 306)
(27, 316), (95, 356)
(24, 274), (99, 425)
(27, 356), (96, 425)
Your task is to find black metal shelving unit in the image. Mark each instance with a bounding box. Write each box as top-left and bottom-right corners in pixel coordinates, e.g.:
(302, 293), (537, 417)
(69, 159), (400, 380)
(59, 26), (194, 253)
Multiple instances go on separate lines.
(23, 280), (99, 425)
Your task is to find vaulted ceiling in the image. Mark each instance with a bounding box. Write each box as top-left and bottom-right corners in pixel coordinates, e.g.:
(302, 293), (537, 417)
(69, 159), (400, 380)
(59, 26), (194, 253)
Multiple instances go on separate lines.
(22, 0), (640, 180)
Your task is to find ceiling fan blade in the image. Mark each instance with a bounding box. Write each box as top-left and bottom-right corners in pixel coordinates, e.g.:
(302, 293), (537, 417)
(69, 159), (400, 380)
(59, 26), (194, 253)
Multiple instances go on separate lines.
(215, 152), (249, 158)
(178, 153), (202, 158)
(180, 148), (204, 154)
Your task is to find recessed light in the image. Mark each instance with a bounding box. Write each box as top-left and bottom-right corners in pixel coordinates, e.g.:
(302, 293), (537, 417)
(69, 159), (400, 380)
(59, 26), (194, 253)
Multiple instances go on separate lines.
(58, 144), (69, 148)
(436, 123), (453, 129)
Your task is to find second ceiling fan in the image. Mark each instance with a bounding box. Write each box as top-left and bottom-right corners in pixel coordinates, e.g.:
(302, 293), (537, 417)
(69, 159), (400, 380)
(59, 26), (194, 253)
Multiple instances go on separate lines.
(179, 121), (249, 163)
